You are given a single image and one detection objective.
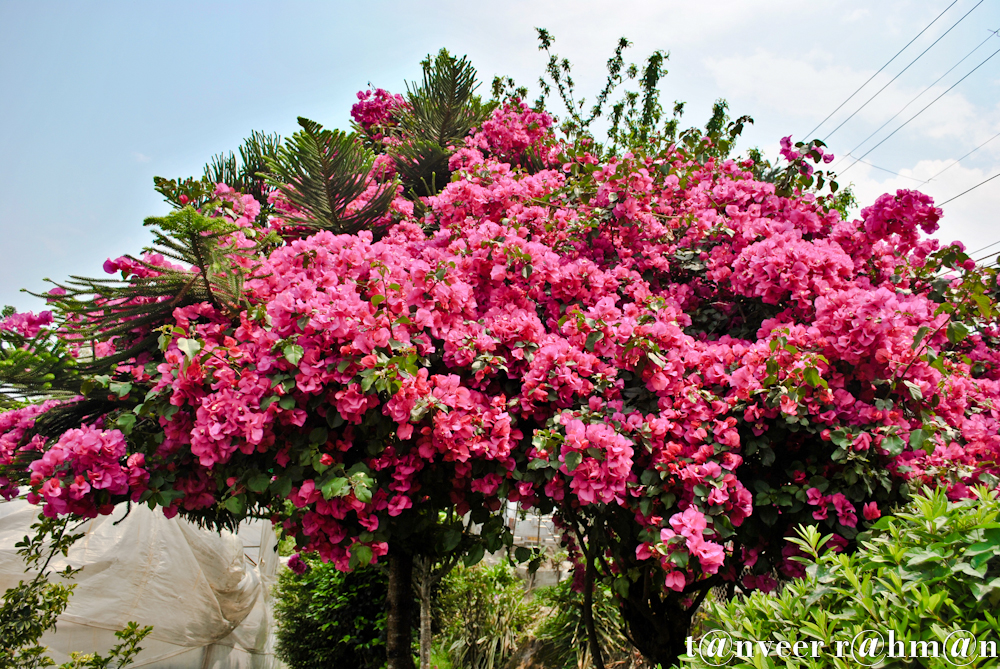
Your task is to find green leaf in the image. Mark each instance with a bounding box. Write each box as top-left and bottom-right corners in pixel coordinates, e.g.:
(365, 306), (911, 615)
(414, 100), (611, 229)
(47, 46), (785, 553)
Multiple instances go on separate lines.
(116, 413), (137, 434)
(903, 380), (923, 401)
(463, 543), (485, 567)
(912, 325), (930, 350)
(283, 344), (304, 366)
(177, 338), (201, 361)
(270, 477), (293, 498)
(946, 321), (972, 345)
(909, 428), (930, 449)
(442, 528), (462, 552)
(881, 435), (905, 456)
(247, 473), (271, 493)
(564, 451), (583, 472)
(370, 294), (386, 307)
(321, 477), (350, 499)
(350, 544), (374, 569)
(224, 496), (244, 515)
(278, 395), (297, 410)
(309, 427), (329, 444)
(514, 546), (531, 563)
(585, 331), (604, 352)
(109, 381), (132, 398)
(973, 293), (992, 318)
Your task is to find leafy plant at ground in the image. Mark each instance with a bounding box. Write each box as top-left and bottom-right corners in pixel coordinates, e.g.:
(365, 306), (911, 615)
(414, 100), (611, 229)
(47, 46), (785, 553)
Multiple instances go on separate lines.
(681, 487), (1000, 668)
(534, 578), (645, 669)
(1, 512), (152, 669)
(435, 562), (538, 669)
(273, 556), (388, 669)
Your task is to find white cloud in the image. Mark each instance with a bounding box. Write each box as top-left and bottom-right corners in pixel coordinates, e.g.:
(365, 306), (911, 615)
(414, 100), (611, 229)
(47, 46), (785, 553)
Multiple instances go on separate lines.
(704, 49), (999, 143)
(844, 8), (871, 22)
(132, 152), (151, 163)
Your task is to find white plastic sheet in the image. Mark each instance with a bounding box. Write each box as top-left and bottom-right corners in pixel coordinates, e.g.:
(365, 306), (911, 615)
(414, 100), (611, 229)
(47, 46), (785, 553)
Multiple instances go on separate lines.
(0, 497), (283, 669)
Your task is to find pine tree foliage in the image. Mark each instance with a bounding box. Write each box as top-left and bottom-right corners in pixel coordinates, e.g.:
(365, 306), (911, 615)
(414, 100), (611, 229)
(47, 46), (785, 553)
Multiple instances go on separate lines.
(0, 330), (79, 409)
(265, 117), (397, 237)
(42, 207), (258, 378)
(392, 49), (493, 197)
(205, 130), (282, 217)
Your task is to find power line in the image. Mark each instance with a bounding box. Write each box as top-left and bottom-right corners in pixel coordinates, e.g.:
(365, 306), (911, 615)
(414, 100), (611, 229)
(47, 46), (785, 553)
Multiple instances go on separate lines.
(842, 154), (926, 182)
(829, 27), (999, 171)
(966, 239), (1000, 257)
(839, 43), (1000, 176)
(822, 0), (984, 142)
(920, 127), (1000, 185)
(802, 0), (959, 139)
(938, 171), (1000, 205)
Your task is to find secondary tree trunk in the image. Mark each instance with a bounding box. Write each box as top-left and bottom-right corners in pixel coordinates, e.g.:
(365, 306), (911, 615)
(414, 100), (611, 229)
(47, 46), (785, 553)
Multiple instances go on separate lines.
(387, 550), (416, 669)
(581, 546), (607, 669)
(618, 574), (697, 668)
(417, 558), (433, 669)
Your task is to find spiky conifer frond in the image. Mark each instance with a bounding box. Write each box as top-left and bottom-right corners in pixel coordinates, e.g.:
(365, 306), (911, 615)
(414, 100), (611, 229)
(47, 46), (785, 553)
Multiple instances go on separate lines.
(392, 50), (493, 197)
(0, 329), (81, 408)
(392, 139), (451, 198)
(401, 50), (488, 146)
(41, 207), (258, 378)
(264, 118), (396, 238)
(205, 130), (282, 216)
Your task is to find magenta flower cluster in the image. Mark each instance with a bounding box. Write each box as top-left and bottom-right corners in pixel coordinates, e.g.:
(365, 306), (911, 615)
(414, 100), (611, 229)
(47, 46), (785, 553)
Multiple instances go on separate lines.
(1, 85), (996, 598)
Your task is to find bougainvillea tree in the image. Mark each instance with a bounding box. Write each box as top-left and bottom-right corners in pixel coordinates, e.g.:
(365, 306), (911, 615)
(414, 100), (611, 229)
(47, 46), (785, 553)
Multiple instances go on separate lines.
(2, 41), (999, 669)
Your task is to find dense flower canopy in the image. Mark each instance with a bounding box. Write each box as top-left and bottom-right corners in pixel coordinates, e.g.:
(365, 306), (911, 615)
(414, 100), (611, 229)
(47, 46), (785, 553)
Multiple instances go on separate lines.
(1, 83), (998, 605)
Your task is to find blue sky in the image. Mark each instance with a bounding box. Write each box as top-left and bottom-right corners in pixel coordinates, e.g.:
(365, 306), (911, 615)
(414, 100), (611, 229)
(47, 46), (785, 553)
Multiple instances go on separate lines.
(2, 0), (998, 311)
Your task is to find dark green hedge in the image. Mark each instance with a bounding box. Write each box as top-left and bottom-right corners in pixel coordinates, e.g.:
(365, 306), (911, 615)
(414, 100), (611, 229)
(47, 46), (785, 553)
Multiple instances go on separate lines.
(273, 557), (388, 669)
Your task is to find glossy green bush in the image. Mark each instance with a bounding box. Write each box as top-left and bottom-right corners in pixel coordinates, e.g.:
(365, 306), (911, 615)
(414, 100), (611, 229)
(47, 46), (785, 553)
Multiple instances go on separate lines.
(680, 487), (1000, 668)
(273, 558), (388, 669)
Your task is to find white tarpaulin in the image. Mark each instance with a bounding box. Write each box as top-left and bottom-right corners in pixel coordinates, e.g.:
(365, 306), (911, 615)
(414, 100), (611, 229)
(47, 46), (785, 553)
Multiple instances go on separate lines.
(0, 496), (283, 669)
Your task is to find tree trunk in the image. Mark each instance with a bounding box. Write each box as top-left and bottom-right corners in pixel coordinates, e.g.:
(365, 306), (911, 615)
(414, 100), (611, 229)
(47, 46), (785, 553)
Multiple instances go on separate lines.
(387, 550), (416, 669)
(582, 539), (606, 669)
(618, 576), (695, 669)
(418, 559), (433, 669)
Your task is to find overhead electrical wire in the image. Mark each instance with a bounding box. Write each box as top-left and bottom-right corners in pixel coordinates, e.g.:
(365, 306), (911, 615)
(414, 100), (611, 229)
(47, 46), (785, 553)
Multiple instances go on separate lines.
(966, 239), (1000, 257)
(838, 43), (1000, 176)
(841, 154), (926, 182)
(938, 172), (1000, 206)
(802, 0), (959, 139)
(822, 0), (984, 143)
(830, 27), (999, 171)
(919, 128), (1000, 185)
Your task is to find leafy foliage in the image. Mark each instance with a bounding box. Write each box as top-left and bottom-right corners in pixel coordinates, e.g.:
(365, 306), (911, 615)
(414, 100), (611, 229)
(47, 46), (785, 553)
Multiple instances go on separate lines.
(535, 28), (688, 155)
(265, 117), (397, 237)
(391, 49), (492, 197)
(684, 487), (1000, 668)
(44, 206), (259, 378)
(204, 130), (282, 218)
(273, 557), (388, 669)
(0, 326), (79, 409)
(435, 563), (538, 669)
(534, 579), (642, 669)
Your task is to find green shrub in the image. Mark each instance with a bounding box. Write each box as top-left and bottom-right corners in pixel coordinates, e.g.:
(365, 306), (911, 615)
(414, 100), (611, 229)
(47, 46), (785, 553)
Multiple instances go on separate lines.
(533, 578), (642, 669)
(273, 557), (388, 669)
(1, 513), (152, 669)
(436, 562), (538, 669)
(680, 487), (1000, 668)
